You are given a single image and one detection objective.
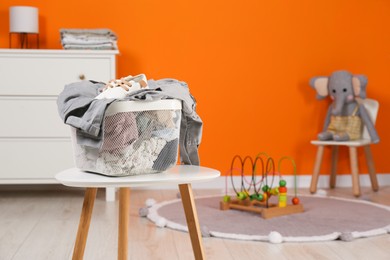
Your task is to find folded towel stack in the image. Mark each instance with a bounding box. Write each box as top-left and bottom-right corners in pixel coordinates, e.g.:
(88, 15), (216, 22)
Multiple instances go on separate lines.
(60, 28), (118, 50)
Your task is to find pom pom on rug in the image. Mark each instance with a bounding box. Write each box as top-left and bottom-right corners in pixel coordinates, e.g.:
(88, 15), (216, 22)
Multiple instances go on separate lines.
(138, 207), (149, 217)
(201, 225), (211, 237)
(145, 198), (156, 208)
(155, 217), (167, 228)
(359, 195), (371, 202)
(340, 232), (354, 242)
(316, 189), (328, 197)
(268, 231), (283, 244)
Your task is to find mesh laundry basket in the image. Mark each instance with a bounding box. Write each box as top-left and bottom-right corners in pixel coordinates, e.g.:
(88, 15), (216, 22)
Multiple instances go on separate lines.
(71, 99), (182, 176)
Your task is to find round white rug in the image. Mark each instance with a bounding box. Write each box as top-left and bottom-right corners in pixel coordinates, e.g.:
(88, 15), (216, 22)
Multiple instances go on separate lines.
(143, 194), (390, 243)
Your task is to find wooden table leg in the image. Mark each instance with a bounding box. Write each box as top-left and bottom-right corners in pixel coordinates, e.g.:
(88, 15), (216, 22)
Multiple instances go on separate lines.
(118, 188), (130, 260)
(179, 183), (205, 260)
(73, 188), (97, 260)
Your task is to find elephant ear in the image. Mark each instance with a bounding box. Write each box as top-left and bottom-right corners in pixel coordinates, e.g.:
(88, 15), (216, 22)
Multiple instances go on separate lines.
(352, 75), (368, 99)
(310, 76), (329, 100)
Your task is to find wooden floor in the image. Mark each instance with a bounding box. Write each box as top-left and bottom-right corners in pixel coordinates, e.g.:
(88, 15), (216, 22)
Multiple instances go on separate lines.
(0, 185), (390, 260)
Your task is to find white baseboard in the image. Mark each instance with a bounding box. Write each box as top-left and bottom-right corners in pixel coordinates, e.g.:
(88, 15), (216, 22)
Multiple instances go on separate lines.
(191, 173), (390, 190)
(135, 173), (390, 190)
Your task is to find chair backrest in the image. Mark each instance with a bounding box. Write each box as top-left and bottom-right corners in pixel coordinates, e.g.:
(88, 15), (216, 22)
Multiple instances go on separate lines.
(361, 98), (379, 140)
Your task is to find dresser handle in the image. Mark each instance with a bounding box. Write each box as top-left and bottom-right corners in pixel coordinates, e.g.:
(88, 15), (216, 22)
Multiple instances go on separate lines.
(79, 74), (86, 80)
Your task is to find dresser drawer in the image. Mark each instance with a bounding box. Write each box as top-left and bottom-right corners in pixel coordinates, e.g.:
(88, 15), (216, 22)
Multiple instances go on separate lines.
(0, 50), (116, 96)
(0, 97), (70, 137)
(0, 139), (74, 180)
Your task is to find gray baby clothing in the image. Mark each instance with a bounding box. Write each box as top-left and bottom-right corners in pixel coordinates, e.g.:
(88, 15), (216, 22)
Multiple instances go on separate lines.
(57, 80), (116, 148)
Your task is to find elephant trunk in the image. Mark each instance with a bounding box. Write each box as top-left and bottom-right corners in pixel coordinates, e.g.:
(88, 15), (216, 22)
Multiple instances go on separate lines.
(331, 96), (345, 115)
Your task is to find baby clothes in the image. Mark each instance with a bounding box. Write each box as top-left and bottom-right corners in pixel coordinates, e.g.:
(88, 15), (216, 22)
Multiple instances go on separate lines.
(96, 136), (172, 175)
(57, 80), (114, 148)
(60, 28), (118, 50)
(153, 139), (179, 171)
(72, 105), (180, 176)
(101, 112), (138, 152)
(124, 79), (203, 166)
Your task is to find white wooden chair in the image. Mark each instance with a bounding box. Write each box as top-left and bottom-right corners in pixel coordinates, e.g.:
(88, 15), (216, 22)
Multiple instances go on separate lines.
(56, 165), (220, 260)
(310, 98), (379, 197)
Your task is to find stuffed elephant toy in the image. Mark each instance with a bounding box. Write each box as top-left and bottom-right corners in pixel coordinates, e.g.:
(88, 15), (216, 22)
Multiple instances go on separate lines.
(310, 70), (379, 143)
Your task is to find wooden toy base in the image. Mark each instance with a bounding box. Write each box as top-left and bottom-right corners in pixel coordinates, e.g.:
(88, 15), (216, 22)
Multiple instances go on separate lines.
(220, 199), (304, 219)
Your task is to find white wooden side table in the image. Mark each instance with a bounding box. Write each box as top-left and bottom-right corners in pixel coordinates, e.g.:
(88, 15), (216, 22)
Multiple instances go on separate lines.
(56, 165), (220, 260)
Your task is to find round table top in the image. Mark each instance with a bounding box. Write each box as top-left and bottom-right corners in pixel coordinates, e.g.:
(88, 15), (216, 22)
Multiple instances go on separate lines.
(56, 165), (220, 188)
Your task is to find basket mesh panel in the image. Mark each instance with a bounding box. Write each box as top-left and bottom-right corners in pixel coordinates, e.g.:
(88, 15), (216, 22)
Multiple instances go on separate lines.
(73, 108), (181, 176)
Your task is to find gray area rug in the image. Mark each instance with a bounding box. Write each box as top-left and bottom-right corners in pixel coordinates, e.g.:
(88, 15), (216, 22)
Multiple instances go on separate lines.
(145, 195), (390, 243)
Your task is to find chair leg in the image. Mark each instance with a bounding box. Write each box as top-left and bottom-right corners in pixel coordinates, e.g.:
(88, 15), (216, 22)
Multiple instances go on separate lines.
(310, 146), (324, 194)
(73, 188), (97, 260)
(330, 146), (339, 189)
(364, 145), (379, 192)
(349, 147), (361, 197)
(118, 188), (130, 260)
(179, 183), (205, 260)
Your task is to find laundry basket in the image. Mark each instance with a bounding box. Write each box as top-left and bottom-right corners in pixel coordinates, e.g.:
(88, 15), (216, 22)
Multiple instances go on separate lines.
(71, 99), (182, 176)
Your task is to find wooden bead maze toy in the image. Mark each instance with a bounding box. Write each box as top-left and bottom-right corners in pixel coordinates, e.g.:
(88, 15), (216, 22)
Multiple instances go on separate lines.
(220, 153), (304, 219)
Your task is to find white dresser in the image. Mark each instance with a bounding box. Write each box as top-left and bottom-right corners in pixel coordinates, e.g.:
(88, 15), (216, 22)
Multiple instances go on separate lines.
(0, 49), (118, 184)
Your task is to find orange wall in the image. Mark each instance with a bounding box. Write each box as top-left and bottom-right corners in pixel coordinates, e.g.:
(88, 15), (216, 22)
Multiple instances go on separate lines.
(1, 1), (390, 176)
